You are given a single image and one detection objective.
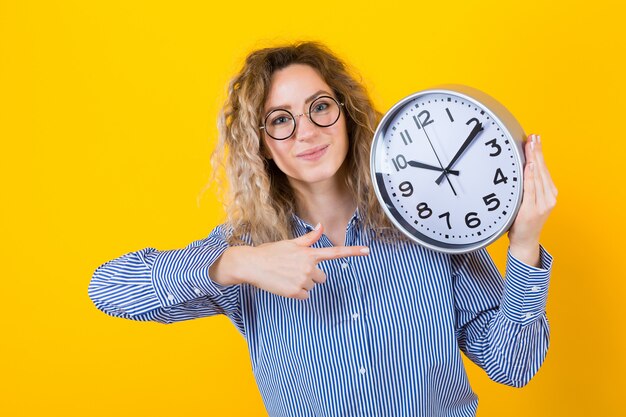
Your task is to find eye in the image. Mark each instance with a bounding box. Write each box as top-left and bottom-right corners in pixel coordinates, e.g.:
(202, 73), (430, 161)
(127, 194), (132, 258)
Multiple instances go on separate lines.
(311, 101), (330, 113)
(270, 114), (292, 126)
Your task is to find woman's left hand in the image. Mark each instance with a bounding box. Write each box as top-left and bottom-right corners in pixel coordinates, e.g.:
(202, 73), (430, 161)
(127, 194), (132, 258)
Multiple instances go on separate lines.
(507, 134), (558, 266)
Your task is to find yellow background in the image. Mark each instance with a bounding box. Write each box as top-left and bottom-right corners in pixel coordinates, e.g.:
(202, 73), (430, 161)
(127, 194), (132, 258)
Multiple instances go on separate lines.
(1, 0), (624, 415)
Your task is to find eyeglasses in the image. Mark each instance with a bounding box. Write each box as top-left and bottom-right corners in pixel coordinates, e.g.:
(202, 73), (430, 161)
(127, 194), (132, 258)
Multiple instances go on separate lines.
(259, 95), (344, 141)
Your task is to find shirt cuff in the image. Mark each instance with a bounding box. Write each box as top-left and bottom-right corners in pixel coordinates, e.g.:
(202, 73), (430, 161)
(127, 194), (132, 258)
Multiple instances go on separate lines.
(500, 244), (554, 325)
(148, 242), (231, 308)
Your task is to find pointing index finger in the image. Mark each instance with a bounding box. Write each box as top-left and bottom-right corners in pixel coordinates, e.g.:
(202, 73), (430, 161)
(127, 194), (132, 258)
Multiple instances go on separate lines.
(312, 246), (370, 262)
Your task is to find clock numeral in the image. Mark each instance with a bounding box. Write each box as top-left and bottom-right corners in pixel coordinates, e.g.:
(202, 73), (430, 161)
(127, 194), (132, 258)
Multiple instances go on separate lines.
(484, 138), (502, 157)
(493, 168), (509, 185)
(445, 107), (454, 122)
(416, 202), (432, 219)
(465, 212), (481, 229)
(466, 117), (481, 128)
(438, 211), (452, 229)
(482, 193), (501, 211)
(413, 110), (434, 130)
(392, 154), (408, 171)
(400, 129), (413, 146)
(398, 181), (414, 197)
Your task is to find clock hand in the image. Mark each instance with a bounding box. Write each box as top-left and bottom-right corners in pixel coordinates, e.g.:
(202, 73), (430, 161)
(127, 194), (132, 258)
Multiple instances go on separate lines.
(413, 116), (457, 196)
(407, 160), (460, 176)
(435, 122), (484, 185)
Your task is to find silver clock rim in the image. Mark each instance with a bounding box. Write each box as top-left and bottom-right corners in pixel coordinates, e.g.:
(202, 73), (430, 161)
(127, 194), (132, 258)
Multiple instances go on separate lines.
(369, 85), (526, 254)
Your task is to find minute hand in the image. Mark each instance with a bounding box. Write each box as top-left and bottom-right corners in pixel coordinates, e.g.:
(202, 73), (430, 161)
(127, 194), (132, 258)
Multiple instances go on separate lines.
(435, 122), (484, 185)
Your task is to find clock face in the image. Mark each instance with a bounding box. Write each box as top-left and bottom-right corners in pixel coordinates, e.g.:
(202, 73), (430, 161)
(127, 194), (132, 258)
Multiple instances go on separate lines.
(371, 88), (525, 253)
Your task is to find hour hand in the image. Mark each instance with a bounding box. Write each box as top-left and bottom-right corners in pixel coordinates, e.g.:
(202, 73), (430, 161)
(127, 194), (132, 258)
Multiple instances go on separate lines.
(407, 160), (460, 176)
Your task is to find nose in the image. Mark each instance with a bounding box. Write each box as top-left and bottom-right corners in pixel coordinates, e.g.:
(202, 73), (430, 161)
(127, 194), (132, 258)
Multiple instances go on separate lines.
(293, 113), (317, 141)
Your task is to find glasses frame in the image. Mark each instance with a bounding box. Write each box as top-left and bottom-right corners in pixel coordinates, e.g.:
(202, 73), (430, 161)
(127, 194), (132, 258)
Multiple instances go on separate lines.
(259, 95), (345, 141)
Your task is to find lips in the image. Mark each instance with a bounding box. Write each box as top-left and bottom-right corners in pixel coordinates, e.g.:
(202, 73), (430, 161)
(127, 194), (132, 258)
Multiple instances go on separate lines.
(296, 145), (329, 158)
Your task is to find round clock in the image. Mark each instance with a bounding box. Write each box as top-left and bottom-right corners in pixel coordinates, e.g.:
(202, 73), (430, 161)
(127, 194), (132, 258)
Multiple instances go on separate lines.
(370, 85), (527, 254)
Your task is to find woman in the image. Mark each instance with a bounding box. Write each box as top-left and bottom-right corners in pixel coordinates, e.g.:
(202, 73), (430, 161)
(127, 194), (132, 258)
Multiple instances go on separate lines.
(89, 41), (557, 416)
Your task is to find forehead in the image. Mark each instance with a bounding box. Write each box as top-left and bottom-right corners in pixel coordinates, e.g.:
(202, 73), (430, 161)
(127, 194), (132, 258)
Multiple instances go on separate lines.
(264, 64), (332, 112)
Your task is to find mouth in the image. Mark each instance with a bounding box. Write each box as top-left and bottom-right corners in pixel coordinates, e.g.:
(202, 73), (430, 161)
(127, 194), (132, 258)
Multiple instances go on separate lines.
(296, 144), (330, 160)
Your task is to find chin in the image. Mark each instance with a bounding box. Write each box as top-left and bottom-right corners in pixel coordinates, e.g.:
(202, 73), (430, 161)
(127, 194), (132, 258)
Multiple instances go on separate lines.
(293, 166), (342, 185)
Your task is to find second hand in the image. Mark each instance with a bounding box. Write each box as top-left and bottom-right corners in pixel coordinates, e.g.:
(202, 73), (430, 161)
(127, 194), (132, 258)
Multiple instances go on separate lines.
(413, 115), (457, 196)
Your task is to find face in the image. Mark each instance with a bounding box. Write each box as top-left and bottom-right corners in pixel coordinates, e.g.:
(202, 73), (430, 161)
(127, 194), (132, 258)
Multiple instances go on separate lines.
(261, 63), (349, 189)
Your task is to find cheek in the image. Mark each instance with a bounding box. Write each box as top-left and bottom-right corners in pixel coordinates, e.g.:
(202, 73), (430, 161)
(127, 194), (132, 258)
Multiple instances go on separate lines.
(262, 137), (283, 160)
(264, 140), (292, 166)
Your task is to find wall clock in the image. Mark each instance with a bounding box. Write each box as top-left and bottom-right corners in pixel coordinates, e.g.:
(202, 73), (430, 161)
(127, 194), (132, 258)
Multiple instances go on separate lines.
(370, 85), (527, 254)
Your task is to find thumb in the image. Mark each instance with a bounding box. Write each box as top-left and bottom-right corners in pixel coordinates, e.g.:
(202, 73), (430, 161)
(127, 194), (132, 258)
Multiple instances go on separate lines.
(291, 223), (323, 247)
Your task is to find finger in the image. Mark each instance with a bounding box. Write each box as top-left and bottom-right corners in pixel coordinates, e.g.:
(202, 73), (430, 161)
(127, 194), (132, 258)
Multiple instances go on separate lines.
(522, 156), (536, 207)
(533, 135), (558, 197)
(291, 223), (323, 247)
(528, 135), (545, 197)
(311, 268), (327, 284)
(294, 289), (309, 300)
(524, 134), (537, 165)
(302, 279), (316, 291)
(312, 245), (370, 262)
(528, 134), (553, 210)
(532, 149), (546, 209)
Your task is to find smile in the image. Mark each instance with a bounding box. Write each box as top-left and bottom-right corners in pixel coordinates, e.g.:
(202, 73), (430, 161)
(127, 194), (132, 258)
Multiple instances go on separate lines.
(296, 145), (329, 161)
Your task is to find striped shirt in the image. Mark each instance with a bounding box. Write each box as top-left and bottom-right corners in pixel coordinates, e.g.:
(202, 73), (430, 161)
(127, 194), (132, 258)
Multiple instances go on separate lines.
(88, 208), (553, 417)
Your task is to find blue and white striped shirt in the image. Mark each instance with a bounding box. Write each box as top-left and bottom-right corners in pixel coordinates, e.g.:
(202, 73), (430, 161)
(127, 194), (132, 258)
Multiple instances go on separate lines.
(88, 208), (553, 417)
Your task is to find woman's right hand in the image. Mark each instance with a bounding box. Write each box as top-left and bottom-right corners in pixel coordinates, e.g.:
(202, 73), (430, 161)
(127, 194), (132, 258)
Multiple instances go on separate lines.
(211, 224), (370, 300)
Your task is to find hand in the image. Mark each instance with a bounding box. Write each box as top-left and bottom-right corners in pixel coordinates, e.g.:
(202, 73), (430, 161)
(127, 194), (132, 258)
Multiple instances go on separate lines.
(407, 160), (460, 176)
(435, 121), (484, 185)
(507, 134), (558, 266)
(236, 224), (370, 300)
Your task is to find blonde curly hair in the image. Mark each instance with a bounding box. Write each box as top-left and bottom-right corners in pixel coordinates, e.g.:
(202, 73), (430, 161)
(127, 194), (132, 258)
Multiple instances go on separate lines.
(204, 41), (402, 246)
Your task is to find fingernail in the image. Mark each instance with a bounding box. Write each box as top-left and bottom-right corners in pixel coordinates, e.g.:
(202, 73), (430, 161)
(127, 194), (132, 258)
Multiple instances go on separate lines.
(360, 247), (370, 254)
(530, 140), (535, 150)
(537, 134), (541, 143)
(314, 223), (321, 230)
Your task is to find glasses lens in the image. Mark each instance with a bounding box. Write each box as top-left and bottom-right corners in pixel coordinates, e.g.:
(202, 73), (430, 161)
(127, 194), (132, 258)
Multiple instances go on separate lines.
(310, 96), (340, 127)
(265, 109), (295, 140)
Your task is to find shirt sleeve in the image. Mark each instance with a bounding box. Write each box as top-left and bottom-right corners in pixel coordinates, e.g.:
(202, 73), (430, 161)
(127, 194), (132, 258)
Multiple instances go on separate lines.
(87, 224), (244, 332)
(451, 244), (553, 387)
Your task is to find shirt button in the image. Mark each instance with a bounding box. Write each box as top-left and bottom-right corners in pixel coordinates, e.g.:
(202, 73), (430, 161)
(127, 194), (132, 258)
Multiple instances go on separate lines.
(524, 312), (533, 319)
(341, 262), (349, 269)
(167, 293), (175, 301)
(352, 312), (359, 320)
(193, 287), (202, 295)
(531, 285), (541, 292)
(359, 367), (366, 375)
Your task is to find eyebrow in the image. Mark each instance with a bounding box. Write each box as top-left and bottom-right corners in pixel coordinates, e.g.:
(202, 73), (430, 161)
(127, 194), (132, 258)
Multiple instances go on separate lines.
(264, 89), (333, 115)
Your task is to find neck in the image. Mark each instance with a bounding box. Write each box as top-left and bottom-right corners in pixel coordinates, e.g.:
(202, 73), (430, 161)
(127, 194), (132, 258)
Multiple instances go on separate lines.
(289, 169), (356, 231)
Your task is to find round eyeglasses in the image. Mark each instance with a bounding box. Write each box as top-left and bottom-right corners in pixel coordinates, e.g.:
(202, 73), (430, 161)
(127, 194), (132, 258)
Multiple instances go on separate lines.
(259, 95), (344, 141)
